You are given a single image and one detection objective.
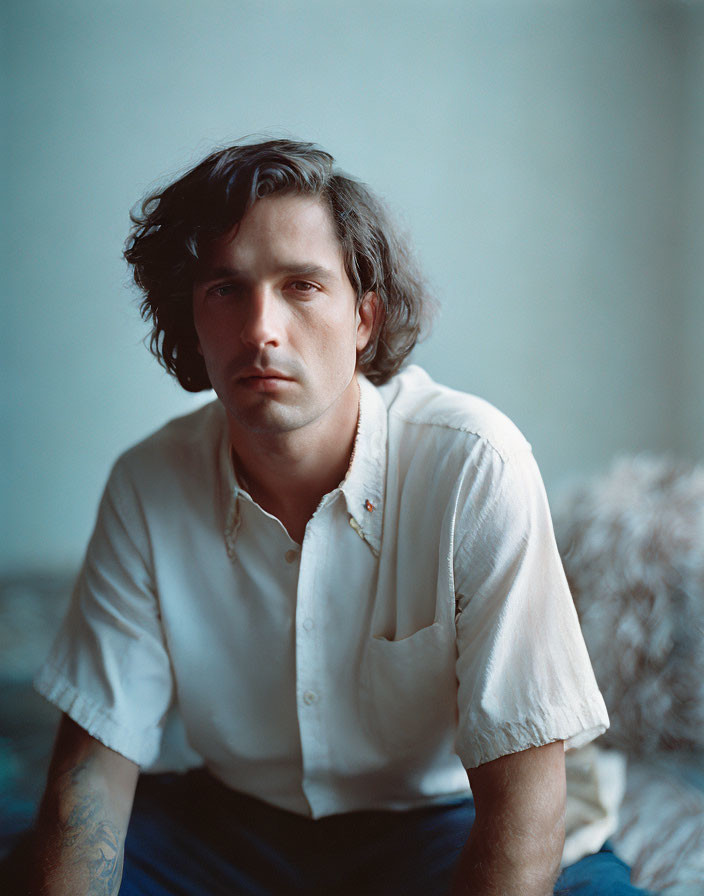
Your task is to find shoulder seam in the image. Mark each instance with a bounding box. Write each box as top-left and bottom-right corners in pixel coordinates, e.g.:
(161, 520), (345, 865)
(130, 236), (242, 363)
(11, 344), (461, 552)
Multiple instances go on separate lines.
(388, 406), (529, 464)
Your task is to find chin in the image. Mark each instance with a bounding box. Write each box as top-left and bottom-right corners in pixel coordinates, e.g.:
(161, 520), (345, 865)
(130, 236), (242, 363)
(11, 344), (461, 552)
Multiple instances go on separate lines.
(230, 404), (307, 435)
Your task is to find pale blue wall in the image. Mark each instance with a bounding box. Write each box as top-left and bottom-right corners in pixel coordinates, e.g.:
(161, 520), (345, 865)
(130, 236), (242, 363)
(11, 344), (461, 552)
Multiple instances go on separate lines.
(2, 0), (700, 572)
(680, 8), (704, 458)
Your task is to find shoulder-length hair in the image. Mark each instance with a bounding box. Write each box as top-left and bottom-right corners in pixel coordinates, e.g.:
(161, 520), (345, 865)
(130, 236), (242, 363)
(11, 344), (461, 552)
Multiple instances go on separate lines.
(124, 139), (434, 390)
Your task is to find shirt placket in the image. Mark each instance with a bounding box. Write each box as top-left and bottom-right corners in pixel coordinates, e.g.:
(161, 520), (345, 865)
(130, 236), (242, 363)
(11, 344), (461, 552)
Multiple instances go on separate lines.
(295, 500), (335, 817)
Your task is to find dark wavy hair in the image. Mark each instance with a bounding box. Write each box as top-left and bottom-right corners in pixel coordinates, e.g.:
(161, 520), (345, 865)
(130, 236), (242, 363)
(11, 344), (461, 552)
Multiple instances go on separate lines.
(124, 138), (434, 390)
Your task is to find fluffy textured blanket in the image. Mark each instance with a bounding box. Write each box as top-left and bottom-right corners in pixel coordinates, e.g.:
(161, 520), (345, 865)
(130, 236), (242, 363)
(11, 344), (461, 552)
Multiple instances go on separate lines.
(553, 455), (704, 893)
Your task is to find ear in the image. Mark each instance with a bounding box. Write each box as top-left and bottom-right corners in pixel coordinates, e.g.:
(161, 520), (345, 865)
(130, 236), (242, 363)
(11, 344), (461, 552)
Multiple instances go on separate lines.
(356, 291), (379, 353)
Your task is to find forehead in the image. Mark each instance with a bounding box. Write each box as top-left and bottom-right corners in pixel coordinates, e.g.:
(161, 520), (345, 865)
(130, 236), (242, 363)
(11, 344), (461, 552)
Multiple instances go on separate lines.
(205, 193), (344, 269)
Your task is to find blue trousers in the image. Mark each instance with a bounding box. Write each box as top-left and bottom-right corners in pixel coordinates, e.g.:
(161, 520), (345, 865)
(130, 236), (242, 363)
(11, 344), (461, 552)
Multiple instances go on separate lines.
(117, 770), (651, 895)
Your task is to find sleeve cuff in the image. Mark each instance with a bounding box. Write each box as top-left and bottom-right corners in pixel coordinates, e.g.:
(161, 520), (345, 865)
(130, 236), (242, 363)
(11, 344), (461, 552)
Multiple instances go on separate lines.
(455, 696), (610, 769)
(34, 664), (163, 767)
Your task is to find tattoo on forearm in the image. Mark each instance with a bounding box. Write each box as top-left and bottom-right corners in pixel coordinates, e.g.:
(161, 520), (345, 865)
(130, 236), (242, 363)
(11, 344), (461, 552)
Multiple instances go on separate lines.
(55, 789), (125, 896)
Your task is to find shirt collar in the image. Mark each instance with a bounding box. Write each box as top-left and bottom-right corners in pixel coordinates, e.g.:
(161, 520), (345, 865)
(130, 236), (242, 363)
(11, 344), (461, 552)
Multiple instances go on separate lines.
(223, 372), (388, 558)
(338, 373), (387, 557)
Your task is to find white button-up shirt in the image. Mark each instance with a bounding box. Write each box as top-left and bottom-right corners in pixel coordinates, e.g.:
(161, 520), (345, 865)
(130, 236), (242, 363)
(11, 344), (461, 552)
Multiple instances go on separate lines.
(36, 366), (608, 818)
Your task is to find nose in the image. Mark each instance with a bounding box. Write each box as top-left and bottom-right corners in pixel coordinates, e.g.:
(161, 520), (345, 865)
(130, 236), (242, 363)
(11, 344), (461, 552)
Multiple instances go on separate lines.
(239, 286), (282, 349)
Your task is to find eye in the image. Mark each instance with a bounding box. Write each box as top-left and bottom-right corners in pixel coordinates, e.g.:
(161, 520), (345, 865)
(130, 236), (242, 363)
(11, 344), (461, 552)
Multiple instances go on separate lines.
(207, 283), (239, 298)
(288, 280), (318, 295)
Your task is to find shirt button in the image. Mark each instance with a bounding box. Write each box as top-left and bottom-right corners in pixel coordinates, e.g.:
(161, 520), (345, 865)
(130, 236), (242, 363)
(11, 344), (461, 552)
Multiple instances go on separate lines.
(285, 549), (298, 564)
(303, 690), (318, 705)
(303, 617), (314, 632)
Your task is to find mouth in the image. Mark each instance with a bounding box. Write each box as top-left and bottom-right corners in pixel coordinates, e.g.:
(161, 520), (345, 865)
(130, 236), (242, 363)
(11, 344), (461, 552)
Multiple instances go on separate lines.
(236, 368), (294, 391)
(238, 367), (291, 380)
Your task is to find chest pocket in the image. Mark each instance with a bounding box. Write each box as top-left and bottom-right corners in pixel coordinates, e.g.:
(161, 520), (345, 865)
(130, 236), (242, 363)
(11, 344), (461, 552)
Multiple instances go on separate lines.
(359, 620), (458, 759)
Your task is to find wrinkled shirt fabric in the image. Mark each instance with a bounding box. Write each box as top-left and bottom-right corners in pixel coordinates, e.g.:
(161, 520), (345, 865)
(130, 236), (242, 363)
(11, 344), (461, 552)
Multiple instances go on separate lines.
(35, 365), (608, 818)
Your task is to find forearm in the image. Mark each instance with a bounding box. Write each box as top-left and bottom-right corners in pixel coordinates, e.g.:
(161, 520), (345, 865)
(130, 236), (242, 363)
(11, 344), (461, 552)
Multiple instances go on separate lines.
(29, 762), (128, 896)
(450, 813), (563, 896)
(28, 716), (139, 896)
(451, 742), (566, 896)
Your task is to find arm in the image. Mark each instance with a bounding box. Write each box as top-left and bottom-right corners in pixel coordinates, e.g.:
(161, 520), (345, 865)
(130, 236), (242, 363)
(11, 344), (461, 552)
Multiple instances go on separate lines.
(451, 740), (566, 896)
(29, 713), (139, 896)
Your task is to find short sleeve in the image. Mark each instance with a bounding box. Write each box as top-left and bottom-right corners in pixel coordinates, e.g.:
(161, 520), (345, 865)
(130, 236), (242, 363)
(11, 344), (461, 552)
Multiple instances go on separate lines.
(453, 443), (609, 769)
(34, 458), (174, 766)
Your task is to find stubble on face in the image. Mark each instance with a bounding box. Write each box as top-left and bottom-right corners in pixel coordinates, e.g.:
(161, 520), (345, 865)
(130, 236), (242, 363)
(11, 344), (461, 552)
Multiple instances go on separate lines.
(192, 194), (372, 446)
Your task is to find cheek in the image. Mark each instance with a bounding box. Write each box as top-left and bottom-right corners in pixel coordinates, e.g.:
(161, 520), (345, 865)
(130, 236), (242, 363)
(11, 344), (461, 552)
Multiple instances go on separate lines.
(192, 306), (207, 349)
(313, 317), (359, 364)
(193, 324), (233, 374)
(194, 304), (236, 349)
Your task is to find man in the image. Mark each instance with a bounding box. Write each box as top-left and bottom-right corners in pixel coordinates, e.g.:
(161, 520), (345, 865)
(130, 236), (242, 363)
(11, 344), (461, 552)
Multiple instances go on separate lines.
(20, 139), (643, 895)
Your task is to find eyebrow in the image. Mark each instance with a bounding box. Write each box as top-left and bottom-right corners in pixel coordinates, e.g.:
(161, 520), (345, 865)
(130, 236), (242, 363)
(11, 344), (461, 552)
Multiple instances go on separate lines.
(193, 262), (338, 285)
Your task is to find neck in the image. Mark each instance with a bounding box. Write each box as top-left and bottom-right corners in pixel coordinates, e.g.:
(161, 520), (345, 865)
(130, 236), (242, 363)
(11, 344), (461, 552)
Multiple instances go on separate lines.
(229, 380), (360, 542)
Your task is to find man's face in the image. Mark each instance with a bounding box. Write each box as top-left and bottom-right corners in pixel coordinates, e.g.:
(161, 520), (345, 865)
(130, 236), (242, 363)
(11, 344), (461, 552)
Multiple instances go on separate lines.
(192, 193), (374, 440)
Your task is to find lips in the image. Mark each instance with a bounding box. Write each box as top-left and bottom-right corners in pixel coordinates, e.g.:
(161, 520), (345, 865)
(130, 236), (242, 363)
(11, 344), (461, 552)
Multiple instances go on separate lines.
(237, 368), (291, 381)
(234, 367), (295, 393)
